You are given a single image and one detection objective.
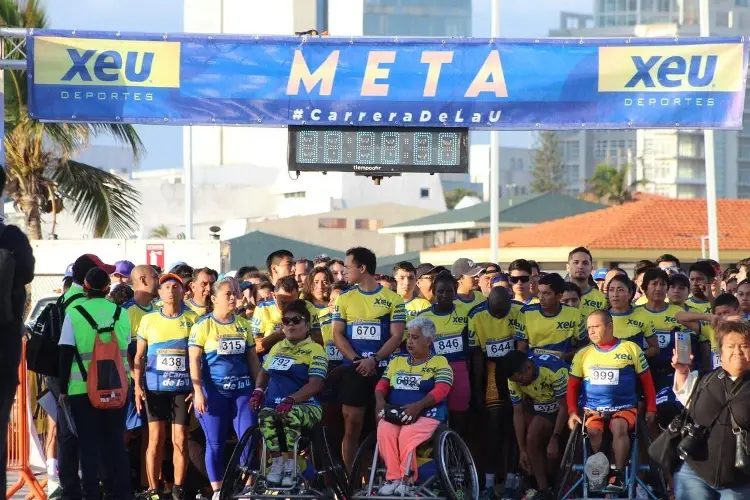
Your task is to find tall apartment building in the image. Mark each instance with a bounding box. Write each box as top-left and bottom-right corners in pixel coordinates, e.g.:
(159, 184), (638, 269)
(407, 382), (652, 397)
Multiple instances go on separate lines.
(550, 0), (749, 199)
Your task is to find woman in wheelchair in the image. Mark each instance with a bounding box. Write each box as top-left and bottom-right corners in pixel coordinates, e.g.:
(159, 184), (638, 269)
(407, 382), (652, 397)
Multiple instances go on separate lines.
(374, 317), (453, 496)
(248, 299), (328, 487)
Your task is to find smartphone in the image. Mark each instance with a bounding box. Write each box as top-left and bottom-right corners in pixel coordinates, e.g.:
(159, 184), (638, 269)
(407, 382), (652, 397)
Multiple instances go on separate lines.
(675, 331), (692, 365)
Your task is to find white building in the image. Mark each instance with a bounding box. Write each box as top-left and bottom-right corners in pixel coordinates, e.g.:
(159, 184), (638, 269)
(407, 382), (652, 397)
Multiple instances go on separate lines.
(550, 0), (749, 199)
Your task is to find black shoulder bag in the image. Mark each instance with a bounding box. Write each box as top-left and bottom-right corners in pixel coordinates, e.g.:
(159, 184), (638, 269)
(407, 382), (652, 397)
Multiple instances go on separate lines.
(725, 380), (750, 475)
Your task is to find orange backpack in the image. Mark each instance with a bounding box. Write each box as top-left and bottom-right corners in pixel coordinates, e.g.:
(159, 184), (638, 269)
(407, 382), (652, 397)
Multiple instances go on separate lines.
(73, 306), (129, 410)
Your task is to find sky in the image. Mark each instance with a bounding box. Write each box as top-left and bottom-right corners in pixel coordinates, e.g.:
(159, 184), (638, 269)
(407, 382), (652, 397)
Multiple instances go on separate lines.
(41, 0), (594, 169)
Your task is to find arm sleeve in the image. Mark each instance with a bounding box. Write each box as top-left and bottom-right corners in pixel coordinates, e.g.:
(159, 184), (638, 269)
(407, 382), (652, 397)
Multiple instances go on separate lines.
(251, 307), (265, 338)
(553, 368), (569, 399)
(188, 321), (207, 347)
(434, 358), (453, 386)
(639, 370), (658, 413)
(136, 315), (149, 342)
(508, 380), (522, 405)
(566, 376), (582, 414)
(59, 314), (76, 347)
(428, 382), (451, 403)
(375, 378), (390, 395)
(331, 295), (345, 323)
(468, 315), (480, 349)
(391, 297), (406, 324)
(515, 310), (527, 341)
(308, 346), (328, 380)
(577, 311), (587, 342)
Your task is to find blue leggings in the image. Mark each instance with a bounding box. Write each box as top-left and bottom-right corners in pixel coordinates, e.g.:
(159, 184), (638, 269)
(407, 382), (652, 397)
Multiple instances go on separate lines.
(196, 386), (255, 483)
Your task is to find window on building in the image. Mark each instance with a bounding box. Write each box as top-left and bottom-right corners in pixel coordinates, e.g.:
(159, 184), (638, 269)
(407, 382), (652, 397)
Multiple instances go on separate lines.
(740, 142), (750, 160)
(420, 187), (430, 198)
(283, 191), (306, 199)
(510, 158), (516, 170)
(738, 168), (750, 184)
(354, 219), (383, 230)
(518, 159), (524, 170)
(318, 218), (347, 229)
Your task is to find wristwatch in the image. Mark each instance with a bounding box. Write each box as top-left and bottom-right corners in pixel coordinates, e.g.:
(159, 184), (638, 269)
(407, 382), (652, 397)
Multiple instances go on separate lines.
(372, 354), (382, 363)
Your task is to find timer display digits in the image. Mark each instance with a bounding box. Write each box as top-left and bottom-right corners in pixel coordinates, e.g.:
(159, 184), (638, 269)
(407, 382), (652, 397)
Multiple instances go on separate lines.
(288, 126), (468, 174)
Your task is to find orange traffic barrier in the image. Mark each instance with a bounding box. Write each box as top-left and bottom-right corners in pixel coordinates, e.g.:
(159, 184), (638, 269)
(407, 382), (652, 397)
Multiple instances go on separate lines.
(6, 340), (47, 500)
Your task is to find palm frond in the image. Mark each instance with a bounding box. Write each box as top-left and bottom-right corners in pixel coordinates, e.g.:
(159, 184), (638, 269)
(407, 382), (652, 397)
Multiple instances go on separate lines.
(87, 123), (145, 158)
(52, 160), (141, 238)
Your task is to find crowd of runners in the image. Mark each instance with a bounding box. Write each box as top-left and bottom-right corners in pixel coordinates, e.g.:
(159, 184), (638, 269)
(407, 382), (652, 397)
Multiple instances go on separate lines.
(22, 247), (750, 500)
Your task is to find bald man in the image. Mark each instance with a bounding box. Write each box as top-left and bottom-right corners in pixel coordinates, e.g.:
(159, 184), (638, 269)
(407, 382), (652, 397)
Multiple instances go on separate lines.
(123, 266), (159, 451)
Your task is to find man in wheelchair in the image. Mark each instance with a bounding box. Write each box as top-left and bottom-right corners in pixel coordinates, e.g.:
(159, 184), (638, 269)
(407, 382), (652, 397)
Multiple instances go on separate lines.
(503, 350), (569, 499)
(567, 311), (657, 492)
(374, 317), (453, 496)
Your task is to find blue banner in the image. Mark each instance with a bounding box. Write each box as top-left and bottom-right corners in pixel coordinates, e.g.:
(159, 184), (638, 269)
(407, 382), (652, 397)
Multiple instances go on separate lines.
(27, 30), (748, 129)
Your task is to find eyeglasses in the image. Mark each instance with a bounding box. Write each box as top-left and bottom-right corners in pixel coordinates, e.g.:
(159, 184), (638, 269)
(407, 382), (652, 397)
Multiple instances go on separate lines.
(509, 275), (531, 284)
(281, 316), (305, 326)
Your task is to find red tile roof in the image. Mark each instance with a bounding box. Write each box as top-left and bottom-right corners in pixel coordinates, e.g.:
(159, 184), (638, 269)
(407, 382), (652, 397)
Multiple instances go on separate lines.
(435, 198), (750, 252)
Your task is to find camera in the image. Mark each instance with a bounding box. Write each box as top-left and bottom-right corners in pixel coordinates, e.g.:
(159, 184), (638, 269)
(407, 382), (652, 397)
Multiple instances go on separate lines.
(677, 422), (707, 460)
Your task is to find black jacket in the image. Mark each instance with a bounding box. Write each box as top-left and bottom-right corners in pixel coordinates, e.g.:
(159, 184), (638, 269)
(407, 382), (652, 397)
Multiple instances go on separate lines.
(685, 369), (750, 489)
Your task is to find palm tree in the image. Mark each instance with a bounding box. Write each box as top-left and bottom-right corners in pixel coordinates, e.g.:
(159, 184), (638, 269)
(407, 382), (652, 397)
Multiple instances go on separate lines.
(149, 224), (170, 239)
(1, 0), (143, 239)
(585, 163), (646, 206)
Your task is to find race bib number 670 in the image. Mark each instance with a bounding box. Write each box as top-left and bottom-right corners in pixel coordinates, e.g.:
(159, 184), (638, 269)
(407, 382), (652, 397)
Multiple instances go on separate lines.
(352, 323), (381, 341)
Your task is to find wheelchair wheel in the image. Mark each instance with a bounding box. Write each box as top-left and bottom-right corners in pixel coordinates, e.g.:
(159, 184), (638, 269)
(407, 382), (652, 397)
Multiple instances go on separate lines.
(435, 428), (479, 500)
(639, 419), (669, 499)
(555, 423), (582, 500)
(312, 426), (350, 500)
(349, 431), (379, 494)
(220, 425), (262, 500)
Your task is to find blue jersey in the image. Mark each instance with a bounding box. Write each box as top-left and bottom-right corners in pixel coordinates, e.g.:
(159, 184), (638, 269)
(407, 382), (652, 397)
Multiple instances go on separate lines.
(571, 340), (649, 412)
(382, 354), (453, 422)
(262, 337), (327, 407)
(189, 313), (255, 394)
(332, 285), (405, 367)
(137, 306), (198, 392)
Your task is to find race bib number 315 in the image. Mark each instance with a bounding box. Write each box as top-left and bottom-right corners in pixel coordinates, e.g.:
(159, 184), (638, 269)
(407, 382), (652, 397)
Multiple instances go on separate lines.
(218, 338), (245, 355)
(352, 323), (381, 341)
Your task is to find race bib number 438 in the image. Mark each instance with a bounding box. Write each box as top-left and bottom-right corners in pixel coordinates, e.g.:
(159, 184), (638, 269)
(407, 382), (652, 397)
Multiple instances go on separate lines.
(157, 353), (186, 372)
(352, 323), (381, 341)
(590, 369), (619, 385)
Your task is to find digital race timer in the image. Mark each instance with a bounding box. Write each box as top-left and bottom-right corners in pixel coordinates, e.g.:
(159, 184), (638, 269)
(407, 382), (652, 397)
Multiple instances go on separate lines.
(287, 126), (469, 174)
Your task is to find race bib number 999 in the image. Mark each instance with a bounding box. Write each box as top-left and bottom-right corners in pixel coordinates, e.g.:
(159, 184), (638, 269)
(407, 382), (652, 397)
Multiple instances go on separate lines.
(268, 356), (294, 371)
(352, 323), (381, 341)
(487, 339), (513, 358)
(218, 338), (245, 355)
(435, 335), (463, 355)
(590, 369), (619, 385)
(157, 354), (186, 372)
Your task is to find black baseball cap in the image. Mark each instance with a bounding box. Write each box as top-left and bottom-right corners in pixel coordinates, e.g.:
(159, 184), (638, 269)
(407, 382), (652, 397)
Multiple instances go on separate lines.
(416, 263), (447, 279)
(451, 258), (483, 278)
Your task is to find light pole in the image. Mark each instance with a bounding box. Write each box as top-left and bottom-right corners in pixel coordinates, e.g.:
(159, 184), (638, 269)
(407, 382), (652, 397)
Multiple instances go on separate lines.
(489, 0), (501, 263)
(699, 0), (720, 262)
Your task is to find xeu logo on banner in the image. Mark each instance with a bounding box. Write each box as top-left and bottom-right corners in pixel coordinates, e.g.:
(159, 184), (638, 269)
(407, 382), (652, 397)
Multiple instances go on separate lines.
(26, 30), (748, 130)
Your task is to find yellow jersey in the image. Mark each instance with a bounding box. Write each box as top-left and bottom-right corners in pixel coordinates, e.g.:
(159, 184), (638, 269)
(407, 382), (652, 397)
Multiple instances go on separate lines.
(469, 301), (517, 359)
(262, 337), (327, 406)
(570, 340), (649, 412)
(686, 296), (712, 314)
(382, 354), (453, 422)
(404, 297), (432, 321)
(516, 303), (586, 356)
(137, 306), (199, 392)
(610, 306), (654, 348)
(251, 299), (321, 338)
(184, 298), (208, 317)
(508, 353), (568, 412)
(416, 305), (470, 362)
(454, 290), (485, 318)
(637, 303), (696, 366)
(332, 284), (405, 366)
(580, 286), (607, 318)
(319, 306), (341, 363)
(189, 313), (254, 393)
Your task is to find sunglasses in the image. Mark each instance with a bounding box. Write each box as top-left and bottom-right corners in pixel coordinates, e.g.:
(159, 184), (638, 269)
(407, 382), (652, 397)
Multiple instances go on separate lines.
(281, 316), (305, 326)
(509, 275), (531, 284)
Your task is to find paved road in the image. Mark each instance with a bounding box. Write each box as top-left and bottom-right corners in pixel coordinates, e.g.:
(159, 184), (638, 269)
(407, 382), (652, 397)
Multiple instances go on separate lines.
(6, 471), (47, 499)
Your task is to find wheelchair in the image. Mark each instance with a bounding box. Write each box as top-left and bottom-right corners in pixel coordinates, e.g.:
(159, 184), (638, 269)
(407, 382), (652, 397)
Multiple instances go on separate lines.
(219, 420), (349, 500)
(349, 424), (479, 500)
(555, 414), (668, 500)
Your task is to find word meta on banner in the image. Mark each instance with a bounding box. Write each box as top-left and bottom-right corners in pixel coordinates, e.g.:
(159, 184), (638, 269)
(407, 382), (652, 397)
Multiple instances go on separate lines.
(26, 30), (748, 130)
(288, 126), (469, 174)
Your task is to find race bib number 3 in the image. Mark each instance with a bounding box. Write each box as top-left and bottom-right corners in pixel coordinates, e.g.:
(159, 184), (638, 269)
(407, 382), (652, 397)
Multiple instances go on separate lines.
(392, 374), (422, 391)
(487, 339), (513, 358)
(218, 338), (245, 355)
(268, 356), (294, 371)
(352, 323), (381, 341)
(435, 335), (463, 355)
(326, 343), (343, 361)
(157, 354), (186, 372)
(590, 369), (619, 385)
(656, 332), (671, 349)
